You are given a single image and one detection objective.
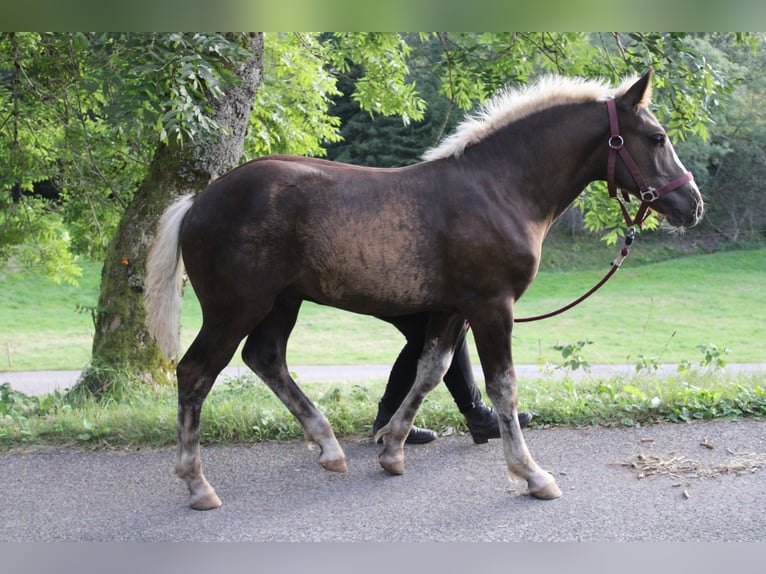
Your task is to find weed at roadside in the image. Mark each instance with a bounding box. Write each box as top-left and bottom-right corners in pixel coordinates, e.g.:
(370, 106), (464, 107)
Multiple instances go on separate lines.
(2, 368), (766, 451)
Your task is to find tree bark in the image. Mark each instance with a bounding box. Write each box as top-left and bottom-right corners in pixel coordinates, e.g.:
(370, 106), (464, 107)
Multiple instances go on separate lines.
(77, 33), (264, 395)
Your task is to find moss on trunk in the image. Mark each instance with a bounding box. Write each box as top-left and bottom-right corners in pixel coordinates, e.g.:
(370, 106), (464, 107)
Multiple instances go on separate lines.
(78, 142), (209, 394)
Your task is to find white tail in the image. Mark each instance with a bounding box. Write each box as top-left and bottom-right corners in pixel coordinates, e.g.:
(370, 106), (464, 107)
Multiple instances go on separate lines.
(144, 193), (195, 360)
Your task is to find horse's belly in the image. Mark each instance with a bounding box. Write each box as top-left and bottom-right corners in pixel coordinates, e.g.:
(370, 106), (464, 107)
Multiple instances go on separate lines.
(302, 261), (436, 315)
(295, 202), (442, 312)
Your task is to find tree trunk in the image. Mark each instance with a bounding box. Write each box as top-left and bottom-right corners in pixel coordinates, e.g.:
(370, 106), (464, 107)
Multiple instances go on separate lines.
(77, 33), (264, 396)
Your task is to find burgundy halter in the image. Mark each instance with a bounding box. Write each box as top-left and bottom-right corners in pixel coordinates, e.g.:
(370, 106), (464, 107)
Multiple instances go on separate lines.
(606, 98), (694, 228)
(512, 100), (695, 323)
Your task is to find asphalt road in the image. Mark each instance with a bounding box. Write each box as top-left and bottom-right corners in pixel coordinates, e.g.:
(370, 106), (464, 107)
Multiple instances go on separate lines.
(2, 418), (765, 542)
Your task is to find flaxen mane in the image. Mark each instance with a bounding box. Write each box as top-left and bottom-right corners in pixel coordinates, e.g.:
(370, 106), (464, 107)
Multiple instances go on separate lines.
(423, 75), (646, 161)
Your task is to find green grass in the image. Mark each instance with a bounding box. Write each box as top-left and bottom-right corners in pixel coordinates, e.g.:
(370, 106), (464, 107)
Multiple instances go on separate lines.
(3, 237), (764, 451)
(0, 260), (101, 371)
(1, 243), (764, 371)
(2, 369), (765, 451)
(135, 244), (766, 368)
(510, 248), (766, 366)
(2, 235), (764, 449)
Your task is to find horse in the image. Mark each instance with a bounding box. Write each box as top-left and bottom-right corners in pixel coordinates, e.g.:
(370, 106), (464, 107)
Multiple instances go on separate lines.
(145, 69), (702, 510)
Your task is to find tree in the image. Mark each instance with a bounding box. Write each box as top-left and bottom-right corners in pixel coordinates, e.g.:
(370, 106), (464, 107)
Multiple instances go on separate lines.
(675, 33), (766, 241)
(325, 36), (457, 167)
(2, 32), (266, 391)
(0, 32), (119, 285)
(326, 33), (748, 242)
(80, 32), (265, 393)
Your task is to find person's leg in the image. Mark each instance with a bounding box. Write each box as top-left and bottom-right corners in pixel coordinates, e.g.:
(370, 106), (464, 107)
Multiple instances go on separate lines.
(442, 326), (482, 409)
(375, 314), (531, 445)
(442, 327), (532, 443)
(374, 313), (438, 444)
(377, 314), (426, 409)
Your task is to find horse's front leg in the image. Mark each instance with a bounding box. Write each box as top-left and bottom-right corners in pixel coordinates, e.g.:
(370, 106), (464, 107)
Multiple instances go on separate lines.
(470, 305), (563, 500)
(374, 313), (465, 475)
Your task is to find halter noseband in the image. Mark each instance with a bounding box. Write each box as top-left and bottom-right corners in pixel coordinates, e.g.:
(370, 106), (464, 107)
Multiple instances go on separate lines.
(606, 98), (694, 228)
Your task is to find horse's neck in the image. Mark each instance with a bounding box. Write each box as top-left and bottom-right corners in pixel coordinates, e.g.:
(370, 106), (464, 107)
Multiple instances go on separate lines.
(476, 102), (607, 226)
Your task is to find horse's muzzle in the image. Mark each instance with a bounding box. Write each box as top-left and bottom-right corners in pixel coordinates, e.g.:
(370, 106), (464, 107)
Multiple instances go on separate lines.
(666, 191), (703, 229)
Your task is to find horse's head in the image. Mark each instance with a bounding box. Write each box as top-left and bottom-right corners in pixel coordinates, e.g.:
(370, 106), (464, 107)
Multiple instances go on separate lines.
(609, 70), (703, 229)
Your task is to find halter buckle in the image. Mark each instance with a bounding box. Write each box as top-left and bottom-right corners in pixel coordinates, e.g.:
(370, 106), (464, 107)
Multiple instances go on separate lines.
(640, 188), (659, 202)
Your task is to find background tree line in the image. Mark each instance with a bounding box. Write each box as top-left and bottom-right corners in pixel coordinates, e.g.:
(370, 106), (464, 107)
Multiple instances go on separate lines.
(323, 33), (766, 244)
(0, 32), (761, 393)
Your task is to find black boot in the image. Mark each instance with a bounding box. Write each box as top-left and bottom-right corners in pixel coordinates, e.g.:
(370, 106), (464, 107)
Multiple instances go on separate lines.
(373, 403), (437, 445)
(463, 403), (533, 444)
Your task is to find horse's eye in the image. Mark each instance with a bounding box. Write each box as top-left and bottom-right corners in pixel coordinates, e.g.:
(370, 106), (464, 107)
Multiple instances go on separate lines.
(650, 133), (666, 146)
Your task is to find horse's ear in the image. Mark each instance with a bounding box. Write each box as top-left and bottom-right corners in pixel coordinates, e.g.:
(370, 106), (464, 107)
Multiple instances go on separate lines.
(620, 68), (653, 108)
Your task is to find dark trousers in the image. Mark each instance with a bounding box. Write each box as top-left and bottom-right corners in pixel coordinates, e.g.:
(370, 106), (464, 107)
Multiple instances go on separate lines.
(376, 313), (483, 414)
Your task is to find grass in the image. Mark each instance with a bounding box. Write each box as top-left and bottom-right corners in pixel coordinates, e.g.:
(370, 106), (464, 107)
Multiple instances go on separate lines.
(2, 368), (765, 451)
(511, 248), (766, 366)
(2, 240), (763, 371)
(0, 260), (101, 371)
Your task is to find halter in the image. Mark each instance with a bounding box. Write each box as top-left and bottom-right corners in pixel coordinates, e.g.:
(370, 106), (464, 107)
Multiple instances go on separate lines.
(512, 100), (694, 323)
(606, 98), (694, 228)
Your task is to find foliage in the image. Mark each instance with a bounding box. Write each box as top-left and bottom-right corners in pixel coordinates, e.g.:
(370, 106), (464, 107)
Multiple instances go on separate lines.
(552, 339), (594, 372)
(0, 32), (250, 281)
(696, 343), (732, 370)
(678, 34), (766, 241)
(330, 32), (750, 243)
(0, 197), (83, 285)
(325, 36), (455, 166)
(326, 33), (426, 124)
(246, 33), (343, 157)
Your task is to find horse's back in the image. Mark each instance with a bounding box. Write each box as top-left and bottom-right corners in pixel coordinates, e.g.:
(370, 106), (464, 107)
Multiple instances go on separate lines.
(180, 156), (451, 315)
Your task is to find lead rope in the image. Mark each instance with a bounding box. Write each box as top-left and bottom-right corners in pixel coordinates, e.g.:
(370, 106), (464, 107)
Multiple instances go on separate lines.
(513, 227), (635, 323)
(483, 98), (692, 325)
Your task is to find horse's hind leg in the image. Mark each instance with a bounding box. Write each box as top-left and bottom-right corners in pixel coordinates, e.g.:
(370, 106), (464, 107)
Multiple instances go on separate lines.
(176, 324), (245, 510)
(375, 313), (465, 475)
(241, 296), (347, 473)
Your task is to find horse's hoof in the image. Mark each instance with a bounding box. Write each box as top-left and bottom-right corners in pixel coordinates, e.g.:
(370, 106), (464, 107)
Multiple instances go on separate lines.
(189, 490), (223, 510)
(379, 456), (405, 475)
(528, 480), (563, 500)
(321, 457), (348, 473)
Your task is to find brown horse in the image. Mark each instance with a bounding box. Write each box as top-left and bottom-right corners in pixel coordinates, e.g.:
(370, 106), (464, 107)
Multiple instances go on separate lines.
(145, 70), (702, 510)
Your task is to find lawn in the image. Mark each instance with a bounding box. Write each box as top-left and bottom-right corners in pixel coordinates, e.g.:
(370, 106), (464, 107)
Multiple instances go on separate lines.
(1, 244), (764, 372)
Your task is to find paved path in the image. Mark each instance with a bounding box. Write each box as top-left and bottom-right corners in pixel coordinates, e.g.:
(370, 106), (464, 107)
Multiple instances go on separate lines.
(3, 363), (765, 396)
(2, 365), (765, 543)
(1, 418), (765, 541)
